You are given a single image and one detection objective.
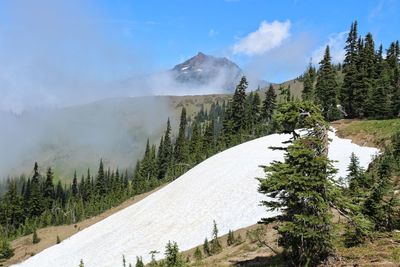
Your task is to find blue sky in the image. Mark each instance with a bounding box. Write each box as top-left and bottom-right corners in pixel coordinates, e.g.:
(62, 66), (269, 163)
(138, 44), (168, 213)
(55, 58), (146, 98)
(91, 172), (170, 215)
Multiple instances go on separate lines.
(93, 0), (400, 81)
(2, 0), (398, 81)
(0, 0), (399, 111)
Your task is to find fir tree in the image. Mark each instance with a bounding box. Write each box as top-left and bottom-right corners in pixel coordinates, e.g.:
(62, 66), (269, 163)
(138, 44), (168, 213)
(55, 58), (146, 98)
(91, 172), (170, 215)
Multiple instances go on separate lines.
(43, 167), (55, 208)
(0, 180), (24, 227)
(135, 256), (144, 267)
(189, 122), (203, 164)
(302, 61), (316, 101)
(347, 153), (367, 194)
(96, 159), (106, 196)
(29, 162), (44, 217)
(315, 46), (340, 121)
(262, 84), (277, 122)
(258, 101), (335, 266)
(164, 241), (185, 267)
(203, 238), (210, 256)
(72, 171), (78, 197)
(210, 220), (222, 254)
(174, 107), (189, 164)
(231, 76), (248, 133)
(158, 119), (173, 180)
(193, 247), (202, 261)
(227, 230), (235, 246)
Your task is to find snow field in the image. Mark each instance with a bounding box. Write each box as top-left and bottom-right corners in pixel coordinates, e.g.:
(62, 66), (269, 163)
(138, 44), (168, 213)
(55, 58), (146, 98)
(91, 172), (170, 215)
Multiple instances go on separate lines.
(14, 131), (378, 267)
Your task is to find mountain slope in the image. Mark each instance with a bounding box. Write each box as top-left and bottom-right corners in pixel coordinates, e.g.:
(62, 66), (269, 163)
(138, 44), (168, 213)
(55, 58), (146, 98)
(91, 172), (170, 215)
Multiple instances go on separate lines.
(171, 52), (243, 91)
(13, 131), (378, 267)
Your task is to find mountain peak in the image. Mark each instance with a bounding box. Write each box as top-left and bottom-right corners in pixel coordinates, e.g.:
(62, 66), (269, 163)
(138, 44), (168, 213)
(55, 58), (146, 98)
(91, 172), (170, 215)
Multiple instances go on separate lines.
(171, 52), (243, 91)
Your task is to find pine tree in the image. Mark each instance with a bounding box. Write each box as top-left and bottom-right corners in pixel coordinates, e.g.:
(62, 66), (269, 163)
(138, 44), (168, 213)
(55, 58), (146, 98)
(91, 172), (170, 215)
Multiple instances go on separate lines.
(227, 230), (235, 246)
(202, 120), (215, 157)
(56, 180), (66, 208)
(43, 168), (55, 208)
(189, 122), (203, 164)
(79, 259), (85, 267)
(302, 61), (316, 101)
(158, 119), (173, 180)
(203, 238), (210, 256)
(249, 92), (261, 134)
(29, 162), (44, 217)
(363, 156), (399, 231)
(174, 107), (189, 164)
(262, 84), (277, 122)
(258, 101), (335, 266)
(96, 159), (106, 196)
(210, 220), (222, 254)
(164, 241), (185, 267)
(135, 256), (144, 267)
(72, 171), (78, 197)
(231, 76), (248, 133)
(0, 180), (24, 227)
(347, 153), (367, 194)
(315, 46), (340, 121)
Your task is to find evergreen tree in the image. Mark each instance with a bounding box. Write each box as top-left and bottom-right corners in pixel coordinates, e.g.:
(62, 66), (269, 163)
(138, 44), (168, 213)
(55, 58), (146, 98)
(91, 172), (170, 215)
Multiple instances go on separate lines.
(193, 247), (202, 261)
(315, 46), (340, 121)
(0, 181), (24, 227)
(210, 220), (222, 254)
(189, 122), (203, 164)
(203, 238), (210, 256)
(174, 107), (189, 164)
(248, 92), (261, 132)
(164, 241), (185, 267)
(259, 101), (335, 266)
(43, 168), (55, 208)
(231, 76), (248, 133)
(227, 230), (235, 246)
(135, 257), (144, 267)
(302, 61), (316, 101)
(262, 84), (277, 122)
(29, 162), (44, 217)
(96, 159), (106, 196)
(158, 119), (173, 180)
(363, 156), (399, 231)
(202, 120), (215, 157)
(347, 153), (367, 194)
(72, 171), (78, 197)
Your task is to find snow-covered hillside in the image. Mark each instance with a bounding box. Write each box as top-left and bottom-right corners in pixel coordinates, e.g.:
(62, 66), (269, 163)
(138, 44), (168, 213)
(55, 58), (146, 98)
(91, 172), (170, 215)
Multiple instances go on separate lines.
(14, 131), (378, 267)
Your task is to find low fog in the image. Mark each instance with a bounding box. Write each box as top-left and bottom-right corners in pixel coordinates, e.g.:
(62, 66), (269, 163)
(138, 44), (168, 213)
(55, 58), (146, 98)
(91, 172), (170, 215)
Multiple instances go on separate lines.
(0, 1), (244, 180)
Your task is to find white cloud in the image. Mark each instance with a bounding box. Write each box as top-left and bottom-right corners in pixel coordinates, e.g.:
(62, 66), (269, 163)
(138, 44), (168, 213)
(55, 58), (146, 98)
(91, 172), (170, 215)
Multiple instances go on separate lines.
(311, 31), (347, 65)
(233, 20), (291, 56)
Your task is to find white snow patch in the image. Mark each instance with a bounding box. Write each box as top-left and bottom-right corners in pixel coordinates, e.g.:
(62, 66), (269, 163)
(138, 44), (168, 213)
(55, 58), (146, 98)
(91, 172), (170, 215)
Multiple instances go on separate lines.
(13, 132), (378, 267)
(180, 66), (189, 71)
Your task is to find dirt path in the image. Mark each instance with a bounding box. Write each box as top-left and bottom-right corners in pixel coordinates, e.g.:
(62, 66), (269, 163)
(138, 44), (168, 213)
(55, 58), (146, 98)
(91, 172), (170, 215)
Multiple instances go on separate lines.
(3, 185), (166, 267)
